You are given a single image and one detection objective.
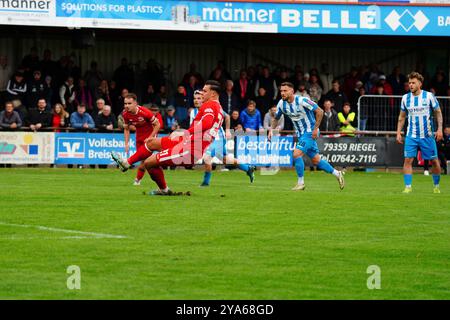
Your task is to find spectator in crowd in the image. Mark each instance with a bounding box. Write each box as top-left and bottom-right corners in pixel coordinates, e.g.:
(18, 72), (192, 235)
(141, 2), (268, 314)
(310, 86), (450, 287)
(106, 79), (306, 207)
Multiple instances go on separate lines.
(59, 76), (76, 113)
(230, 109), (243, 132)
(113, 58), (135, 92)
(95, 105), (117, 132)
(362, 63), (382, 93)
(319, 63), (334, 94)
(234, 69), (251, 109)
(114, 88), (129, 117)
(295, 83), (310, 99)
(94, 98), (107, 116)
(255, 66), (278, 101)
(95, 79), (112, 106)
(84, 61), (104, 98)
(263, 105), (284, 131)
(276, 69), (291, 89)
(319, 99), (340, 132)
(245, 66), (257, 102)
(437, 127), (450, 174)
(209, 68), (227, 87)
(324, 79), (348, 113)
(109, 80), (120, 114)
(349, 80), (364, 108)
(28, 98), (52, 131)
(12, 99), (28, 123)
(143, 59), (164, 93)
(185, 75), (202, 108)
(220, 80), (240, 114)
(0, 101), (22, 130)
(43, 75), (55, 108)
(303, 73), (311, 92)
(21, 47), (40, 79)
(240, 100), (262, 133)
(76, 78), (93, 113)
(157, 84), (171, 110)
(0, 55), (12, 106)
(142, 83), (161, 106)
(338, 102), (356, 136)
(343, 67), (360, 99)
(387, 66), (407, 95)
(173, 84), (189, 123)
(70, 103), (95, 131)
(292, 71), (304, 92)
(430, 71), (447, 96)
(6, 71), (27, 105)
(163, 105), (178, 133)
(182, 63), (204, 86)
(51, 103), (69, 131)
(149, 104), (164, 131)
(26, 70), (45, 111)
(308, 74), (322, 103)
(40, 49), (58, 80)
(370, 75), (393, 95)
(209, 60), (231, 82)
(255, 87), (272, 115)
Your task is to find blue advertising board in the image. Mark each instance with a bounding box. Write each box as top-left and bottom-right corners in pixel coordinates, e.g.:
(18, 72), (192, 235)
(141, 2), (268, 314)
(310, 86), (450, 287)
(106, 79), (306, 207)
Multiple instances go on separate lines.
(54, 132), (136, 165)
(52, 0), (450, 36)
(235, 135), (295, 167)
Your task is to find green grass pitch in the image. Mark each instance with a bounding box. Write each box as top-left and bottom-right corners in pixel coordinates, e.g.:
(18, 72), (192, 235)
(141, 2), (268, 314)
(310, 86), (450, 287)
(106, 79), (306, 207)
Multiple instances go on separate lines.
(0, 168), (449, 299)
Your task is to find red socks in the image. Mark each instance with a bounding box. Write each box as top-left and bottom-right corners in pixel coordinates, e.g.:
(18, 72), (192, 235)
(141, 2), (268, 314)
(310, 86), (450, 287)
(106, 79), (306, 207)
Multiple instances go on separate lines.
(148, 167), (167, 190)
(136, 167), (146, 181)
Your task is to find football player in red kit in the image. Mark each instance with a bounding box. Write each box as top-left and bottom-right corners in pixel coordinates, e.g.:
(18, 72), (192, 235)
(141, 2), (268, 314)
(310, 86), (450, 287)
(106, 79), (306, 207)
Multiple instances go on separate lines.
(112, 93), (169, 193)
(111, 81), (224, 195)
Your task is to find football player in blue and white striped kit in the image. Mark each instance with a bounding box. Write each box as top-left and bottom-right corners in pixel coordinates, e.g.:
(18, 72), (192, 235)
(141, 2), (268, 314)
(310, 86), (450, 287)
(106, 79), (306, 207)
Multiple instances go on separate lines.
(396, 72), (443, 194)
(268, 82), (345, 191)
(191, 90), (255, 186)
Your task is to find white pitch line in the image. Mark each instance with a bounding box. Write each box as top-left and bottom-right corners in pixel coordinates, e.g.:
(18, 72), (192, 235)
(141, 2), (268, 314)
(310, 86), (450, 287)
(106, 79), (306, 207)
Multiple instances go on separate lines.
(0, 222), (128, 239)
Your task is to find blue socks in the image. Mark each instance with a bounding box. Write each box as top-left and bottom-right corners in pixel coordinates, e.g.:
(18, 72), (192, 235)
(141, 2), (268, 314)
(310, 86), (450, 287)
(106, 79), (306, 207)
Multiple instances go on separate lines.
(238, 163), (249, 172)
(433, 174), (440, 186)
(294, 157), (304, 178)
(404, 174), (412, 187)
(203, 171), (212, 185)
(317, 159), (334, 174)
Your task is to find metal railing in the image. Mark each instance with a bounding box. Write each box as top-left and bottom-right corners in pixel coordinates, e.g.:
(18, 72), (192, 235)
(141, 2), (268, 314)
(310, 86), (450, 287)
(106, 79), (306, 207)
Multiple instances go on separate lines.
(357, 95), (450, 132)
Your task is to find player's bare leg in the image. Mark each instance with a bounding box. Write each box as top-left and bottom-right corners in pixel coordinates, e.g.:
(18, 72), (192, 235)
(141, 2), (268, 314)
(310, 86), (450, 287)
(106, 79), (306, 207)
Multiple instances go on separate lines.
(402, 157), (414, 193)
(311, 153), (344, 190)
(431, 158), (441, 193)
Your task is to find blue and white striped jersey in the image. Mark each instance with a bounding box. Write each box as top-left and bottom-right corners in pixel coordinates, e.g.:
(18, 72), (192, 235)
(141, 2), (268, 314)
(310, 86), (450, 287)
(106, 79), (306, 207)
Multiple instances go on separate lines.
(275, 95), (318, 136)
(401, 90), (440, 139)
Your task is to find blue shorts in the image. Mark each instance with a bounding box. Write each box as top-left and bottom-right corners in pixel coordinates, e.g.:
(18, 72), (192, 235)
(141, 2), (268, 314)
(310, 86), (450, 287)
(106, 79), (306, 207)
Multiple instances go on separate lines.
(404, 136), (438, 160)
(205, 137), (227, 159)
(295, 134), (320, 158)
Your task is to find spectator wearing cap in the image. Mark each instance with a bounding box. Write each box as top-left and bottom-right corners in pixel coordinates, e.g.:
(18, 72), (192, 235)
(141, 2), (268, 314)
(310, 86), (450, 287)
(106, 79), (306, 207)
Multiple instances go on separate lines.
(370, 74), (393, 95)
(6, 71), (27, 105)
(240, 100), (262, 133)
(163, 105), (178, 133)
(0, 101), (22, 130)
(350, 80), (364, 108)
(26, 70), (45, 111)
(28, 98), (52, 131)
(70, 103), (95, 131)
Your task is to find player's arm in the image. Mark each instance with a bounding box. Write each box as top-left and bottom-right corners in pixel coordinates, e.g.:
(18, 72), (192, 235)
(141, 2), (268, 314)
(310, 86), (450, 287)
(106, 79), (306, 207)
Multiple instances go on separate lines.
(434, 107), (443, 141)
(123, 124), (130, 154)
(224, 112), (231, 139)
(268, 103), (282, 141)
(312, 106), (324, 139)
(396, 111), (407, 144)
(148, 117), (160, 139)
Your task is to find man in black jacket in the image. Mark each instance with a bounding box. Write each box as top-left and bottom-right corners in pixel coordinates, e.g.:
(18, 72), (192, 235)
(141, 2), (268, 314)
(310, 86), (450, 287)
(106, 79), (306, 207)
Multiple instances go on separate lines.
(319, 99), (340, 132)
(27, 98), (52, 131)
(95, 105), (117, 132)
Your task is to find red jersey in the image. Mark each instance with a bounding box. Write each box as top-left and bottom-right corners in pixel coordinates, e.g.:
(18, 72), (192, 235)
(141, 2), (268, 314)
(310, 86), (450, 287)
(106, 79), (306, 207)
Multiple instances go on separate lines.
(122, 106), (158, 142)
(187, 100), (224, 151)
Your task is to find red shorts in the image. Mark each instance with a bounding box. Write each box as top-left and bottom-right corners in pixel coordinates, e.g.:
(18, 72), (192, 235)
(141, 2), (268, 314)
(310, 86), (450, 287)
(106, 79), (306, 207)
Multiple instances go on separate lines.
(156, 137), (209, 167)
(136, 140), (145, 149)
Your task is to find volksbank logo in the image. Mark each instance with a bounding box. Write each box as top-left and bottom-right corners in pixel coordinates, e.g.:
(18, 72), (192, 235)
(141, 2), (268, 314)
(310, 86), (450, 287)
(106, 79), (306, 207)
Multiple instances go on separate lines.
(385, 10), (429, 32)
(57, 138), (85, 158)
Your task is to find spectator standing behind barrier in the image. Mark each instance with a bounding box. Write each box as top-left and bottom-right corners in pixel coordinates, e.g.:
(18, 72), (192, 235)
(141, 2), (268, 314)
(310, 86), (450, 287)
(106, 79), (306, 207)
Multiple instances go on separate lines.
(51, 103), (69, 132)
(255, 87), (272, 115)
(59, 76), (76, 113)
(295, 83), (311, 99)
(255, 66), (278, 101)
(113, 58), (135, 92)
(387, 66), (407, 95)
(95, 79), (112, 107)
(26, 70), (45, 111)
(95, 105), (117, 132)
(163, 105), (178, 133)
(264, 105), (284, 131)
(323, 80), (348, 113)
(320, 63), (334, 94)
(6, 71), (27, 105)
(220, 80), (240, 114)
(319, 99), (340, 132)
(234, 69), (250, 109)
(308, 74), (322, 104)
(70, 103), (95, 131)
(0, 55), (13, 107)
(230, 109), (243, 132)
(0, 101), (22, 130)
(338, 102), (356, 136)
(240, 100), (262, 133)
(437, 127), (450, 174)
(76, 78), (93, 113)
(173, 84), (189, 123)
(28, 98), (52, 131)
